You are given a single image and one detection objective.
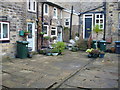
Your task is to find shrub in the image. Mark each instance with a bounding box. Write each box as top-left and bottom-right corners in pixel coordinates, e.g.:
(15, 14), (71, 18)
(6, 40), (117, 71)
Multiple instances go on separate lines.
(52, 42), (66, 54)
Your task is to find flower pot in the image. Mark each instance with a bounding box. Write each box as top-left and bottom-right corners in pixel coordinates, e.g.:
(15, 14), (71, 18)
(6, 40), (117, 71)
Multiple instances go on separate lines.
(24, 33), (29, 36)
(99, 54), (105, 58)
(46, 53), (52, 56)
(52, 53), (58, 56)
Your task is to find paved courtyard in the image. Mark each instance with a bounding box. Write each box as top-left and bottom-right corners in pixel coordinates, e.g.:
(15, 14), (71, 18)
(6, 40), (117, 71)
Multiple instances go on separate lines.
(2, 50), (119, 89)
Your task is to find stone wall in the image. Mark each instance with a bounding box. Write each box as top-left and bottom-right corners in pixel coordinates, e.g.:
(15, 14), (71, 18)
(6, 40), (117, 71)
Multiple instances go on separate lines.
(106, 2), (119, 44)
(0, 1), (26, 58)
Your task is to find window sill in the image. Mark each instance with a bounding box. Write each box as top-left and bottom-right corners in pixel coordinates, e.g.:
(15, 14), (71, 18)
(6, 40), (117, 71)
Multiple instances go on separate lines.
(0, 40), (10, 43)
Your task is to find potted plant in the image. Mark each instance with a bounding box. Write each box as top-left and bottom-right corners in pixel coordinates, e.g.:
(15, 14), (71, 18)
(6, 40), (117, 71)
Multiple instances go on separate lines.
(52, 42), (66, 55)
(24, 30), (30, 36)
(39, 32), (45, 36)
(46, 49), (52, 56)
(99, 51), (105, 58)
(43, 36), (50, 40)
(86, 48), (100, 58)
(51, 48), (59, 56)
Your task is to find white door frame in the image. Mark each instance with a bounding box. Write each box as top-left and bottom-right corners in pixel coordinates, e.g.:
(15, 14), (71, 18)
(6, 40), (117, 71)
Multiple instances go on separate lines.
(83, 13), (93, 39)
(27, 22), (35, 51)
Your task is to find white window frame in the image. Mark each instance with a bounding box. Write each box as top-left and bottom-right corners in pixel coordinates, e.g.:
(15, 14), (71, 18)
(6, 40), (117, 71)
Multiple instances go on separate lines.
(95, 13), (104, 29)
(0, 22), (10, 41)
(51, 26), (57, 37)
(53, 7), (57, 19)
(44, 4), (49, 15)
(64, 18), (70, 27)
(118, 13), (120, 29)
(43, 25), (49, 36)
(27, 0), (36, 12)
(60, 10), (62, 19)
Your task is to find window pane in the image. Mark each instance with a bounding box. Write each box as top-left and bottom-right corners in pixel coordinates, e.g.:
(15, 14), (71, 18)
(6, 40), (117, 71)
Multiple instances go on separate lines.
(96, 20), (99, 23)
(54, 8), (56, 17)
(100, 15), (103, 18)
(0, 23), (1, 39)
(51, 30), (55, 35)
(3, 24), (8, 38)
(45, 5), (48, 13)
(65, 22), (69, 25)
(97, 15), (99, 18)
(100, 20), (103, 23)
(44, 26), (47, 34)
(28, 24), (32, 38)
(100, 24), (103, 28)
(33, 1), (35, 11)
(29, 0), (31, 9)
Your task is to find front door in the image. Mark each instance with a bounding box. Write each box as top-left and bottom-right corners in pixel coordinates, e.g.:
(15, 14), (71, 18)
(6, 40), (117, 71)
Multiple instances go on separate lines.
(83, 14), (93, 38)
(58, 28), (62, 42)
(27, 23), (35, 51)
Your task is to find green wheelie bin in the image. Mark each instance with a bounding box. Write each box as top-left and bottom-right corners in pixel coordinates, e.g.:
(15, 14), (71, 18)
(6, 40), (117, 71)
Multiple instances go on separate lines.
(92, 40), (97, 49)
(16, 41), (29, 59)
(99, 40), (106, 51)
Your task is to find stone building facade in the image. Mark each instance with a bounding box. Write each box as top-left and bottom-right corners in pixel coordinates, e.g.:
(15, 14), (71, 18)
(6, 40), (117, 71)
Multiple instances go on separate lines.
(62, 9), (79, 42)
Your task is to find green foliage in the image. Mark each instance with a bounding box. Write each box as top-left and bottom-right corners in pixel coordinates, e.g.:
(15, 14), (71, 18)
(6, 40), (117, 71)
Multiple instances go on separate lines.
(52, 42), (66, 53)
(44, 36), (50, 40)
(93, 24), (103, 34)
(51, 48), (59, 53)
(24, 30), (30, 33)
(64, 27), (69, 31)
(39, 32), (45, 35)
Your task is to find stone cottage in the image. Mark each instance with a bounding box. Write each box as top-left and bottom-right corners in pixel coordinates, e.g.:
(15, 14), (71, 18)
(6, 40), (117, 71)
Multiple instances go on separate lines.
(78, 1), (119, 46)
(37, 1), (64, 49)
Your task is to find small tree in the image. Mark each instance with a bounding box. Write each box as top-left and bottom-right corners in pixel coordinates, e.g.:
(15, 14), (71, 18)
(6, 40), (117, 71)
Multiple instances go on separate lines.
(93, 24), (103, 49)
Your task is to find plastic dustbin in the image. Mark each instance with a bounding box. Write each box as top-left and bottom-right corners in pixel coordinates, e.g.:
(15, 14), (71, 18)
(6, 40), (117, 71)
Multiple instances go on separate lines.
(16, 41), (29, 59)
(115, 41), (120, 54)
(99, 40), (106, 51)
(92, 40), (97, 49)
(92, 40), (100, 49)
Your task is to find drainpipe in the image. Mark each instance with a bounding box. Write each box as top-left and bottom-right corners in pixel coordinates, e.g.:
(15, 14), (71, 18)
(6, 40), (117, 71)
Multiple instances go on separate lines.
(69, 6), (73, 39)
(36, 1), (39, 51)
(41, 3), (44, 46)
(78, 14), (81, 37)
(103, 1), (106, 40)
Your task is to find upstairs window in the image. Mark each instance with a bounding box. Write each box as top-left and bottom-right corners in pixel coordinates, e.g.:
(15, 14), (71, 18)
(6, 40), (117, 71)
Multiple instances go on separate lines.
(28, 0), (36, 12)
(0, 22), (9, 41)
(44, 4), (49, 15)
(64, 18), (70, 26)
(53, 7), (57, 19)
(95, 14), (104, 29)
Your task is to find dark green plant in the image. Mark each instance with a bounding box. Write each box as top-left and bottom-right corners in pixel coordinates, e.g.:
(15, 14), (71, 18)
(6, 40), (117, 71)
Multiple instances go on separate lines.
(39, 32), (45, 35)
(51, 48), (59, 53)
(44, 36), (50, 40)
(64, 27), (69, 31)
(75, 32), (79, 37)
(52, 42), (66, 54)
